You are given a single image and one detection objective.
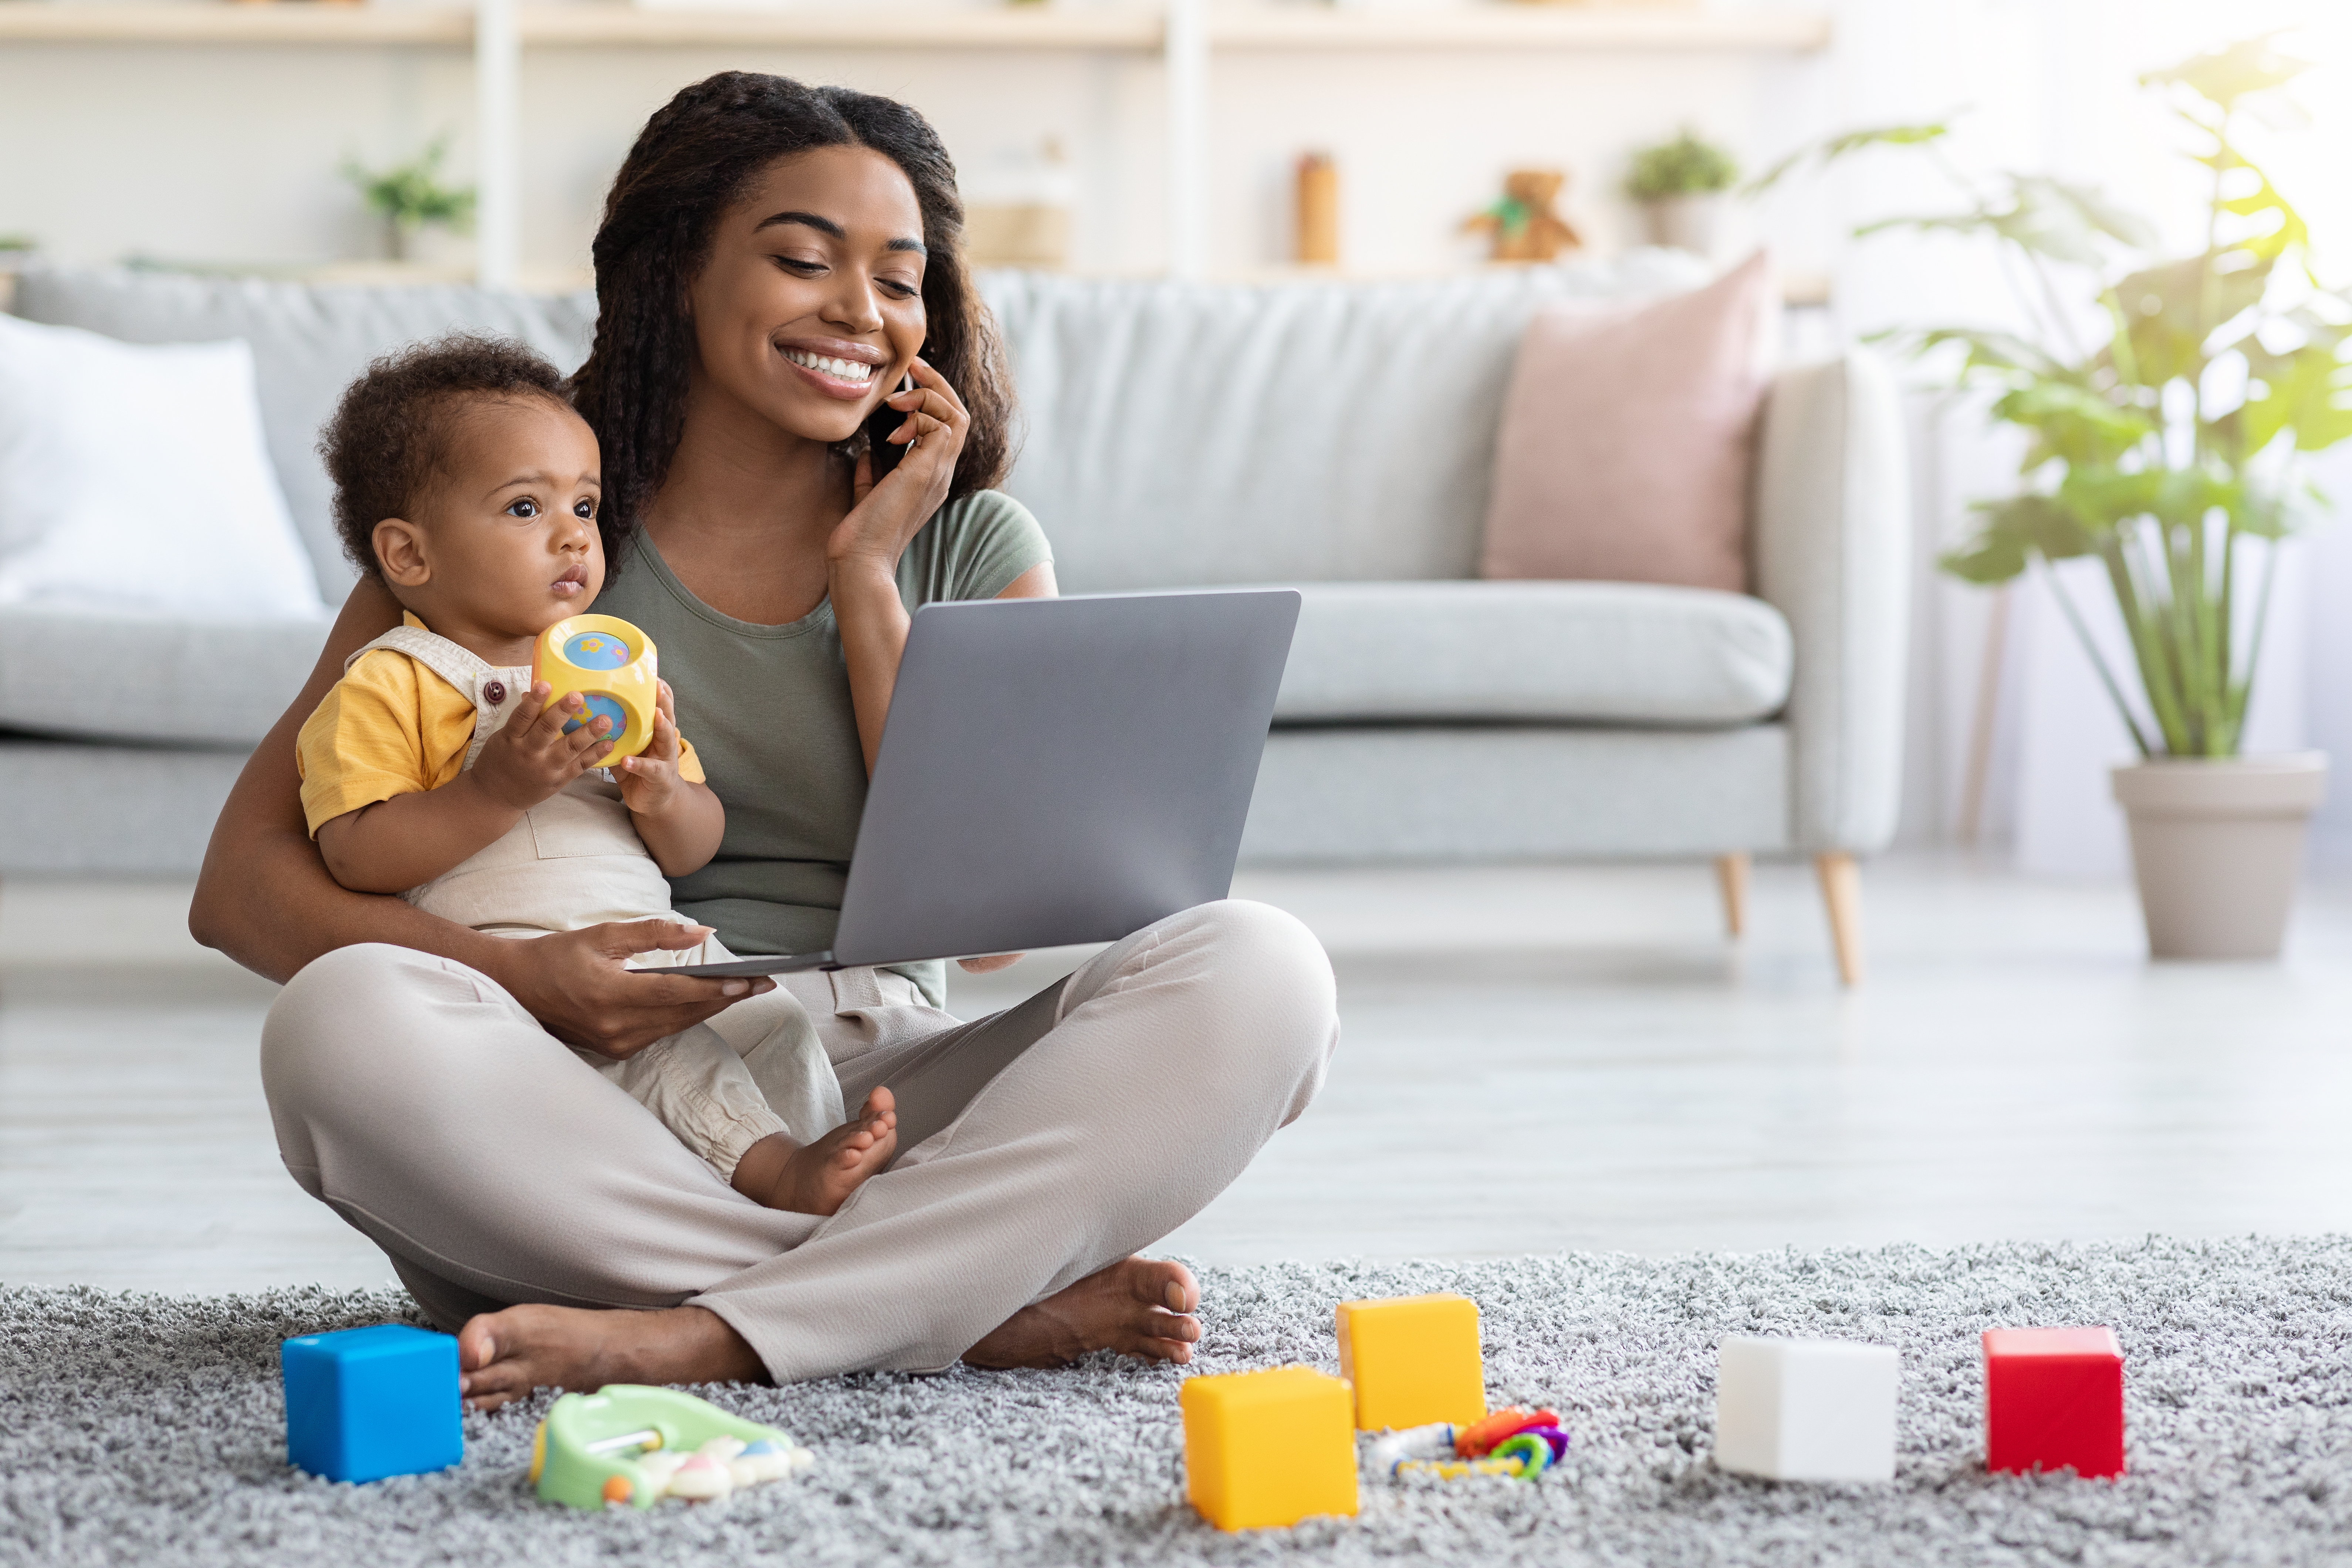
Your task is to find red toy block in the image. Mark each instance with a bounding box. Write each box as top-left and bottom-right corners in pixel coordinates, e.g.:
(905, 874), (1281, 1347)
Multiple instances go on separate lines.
(1982, 1327), (2125, 1479)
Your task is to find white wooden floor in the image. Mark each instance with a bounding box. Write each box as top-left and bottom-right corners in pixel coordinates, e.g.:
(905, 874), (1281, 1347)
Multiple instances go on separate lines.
(6, 856), (2351, 1294)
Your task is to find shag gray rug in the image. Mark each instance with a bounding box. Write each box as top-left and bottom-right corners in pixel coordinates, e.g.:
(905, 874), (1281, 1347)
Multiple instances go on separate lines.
(6, 1237), (2351, 1567)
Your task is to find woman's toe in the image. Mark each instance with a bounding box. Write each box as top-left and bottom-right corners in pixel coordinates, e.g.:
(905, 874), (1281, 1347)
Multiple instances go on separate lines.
(1125, 1257), (1198, 1314)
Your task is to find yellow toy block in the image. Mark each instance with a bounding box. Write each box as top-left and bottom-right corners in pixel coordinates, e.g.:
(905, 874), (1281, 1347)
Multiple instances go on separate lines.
(1335, 1293), (1486, 1431)
(1179, 1366), (1358, 1531)
(534, 614), (660, 760)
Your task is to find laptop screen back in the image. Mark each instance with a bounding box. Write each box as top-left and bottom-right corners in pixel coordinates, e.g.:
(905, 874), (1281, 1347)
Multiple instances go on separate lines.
(831, 589), (1300, 967)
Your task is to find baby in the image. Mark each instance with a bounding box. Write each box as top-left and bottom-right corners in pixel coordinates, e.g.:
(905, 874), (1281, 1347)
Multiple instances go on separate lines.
(297, 333), (893, 1215)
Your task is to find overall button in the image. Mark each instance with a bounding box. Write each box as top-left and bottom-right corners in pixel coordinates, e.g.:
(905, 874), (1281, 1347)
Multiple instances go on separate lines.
(482, 680), (507, 706)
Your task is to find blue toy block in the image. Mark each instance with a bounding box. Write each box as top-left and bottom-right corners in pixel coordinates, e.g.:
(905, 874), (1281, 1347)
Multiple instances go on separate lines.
(281, 1324), (463, 1483)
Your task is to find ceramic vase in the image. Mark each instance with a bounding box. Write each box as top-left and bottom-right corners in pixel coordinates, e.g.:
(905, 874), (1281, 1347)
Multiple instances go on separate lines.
(2109, 753), (2327, 960)
(1642, 193), (1721, 256)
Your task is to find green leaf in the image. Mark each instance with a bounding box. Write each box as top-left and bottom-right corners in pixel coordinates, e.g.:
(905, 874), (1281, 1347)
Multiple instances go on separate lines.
(1857, 207), (2086, 267)
(1939, 532), (2030, 584)
(2236, 485), (2295, 539)
(2052, 466), (2162, 531)
(2150, 466), (2241, 528)
(2244, 342), (2352, 454)
(1939, 492), (2098, 585)
(1856, 175), (2147, 267)
(1624, 126), (1740, 200)
(1744, 117), (1954, 195)
(1897, 326), (2073, 381)
(2214, 172), (2310, 263)
(2011, 175), (2159, 249)
(2243, 305), (2352, 384)
(1990, 380), (2156, 469)
(340, 132), (477, 234)
(2112, 251), (2272, 385)
(2141, 34), (2313, 114)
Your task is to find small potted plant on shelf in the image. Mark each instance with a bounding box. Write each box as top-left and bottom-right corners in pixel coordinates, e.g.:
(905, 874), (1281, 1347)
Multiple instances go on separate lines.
(341, 134), (476, 265)
(1761, 36), (2345, 960)
(1623, 126), (1738, 256)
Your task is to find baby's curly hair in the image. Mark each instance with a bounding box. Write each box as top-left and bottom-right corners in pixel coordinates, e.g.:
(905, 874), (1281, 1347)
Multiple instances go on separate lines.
(318, 334), (573, 580)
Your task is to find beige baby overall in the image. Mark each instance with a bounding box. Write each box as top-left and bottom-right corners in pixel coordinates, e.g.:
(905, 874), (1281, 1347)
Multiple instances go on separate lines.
(343, 623), (844, 1180)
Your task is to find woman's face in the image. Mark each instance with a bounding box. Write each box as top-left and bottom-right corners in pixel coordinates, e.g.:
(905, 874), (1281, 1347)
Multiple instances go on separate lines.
(687, 145), (929, 448)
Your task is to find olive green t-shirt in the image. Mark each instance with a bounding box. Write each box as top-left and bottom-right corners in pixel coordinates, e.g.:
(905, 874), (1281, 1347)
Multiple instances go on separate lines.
(597, 490), (1053, 1007)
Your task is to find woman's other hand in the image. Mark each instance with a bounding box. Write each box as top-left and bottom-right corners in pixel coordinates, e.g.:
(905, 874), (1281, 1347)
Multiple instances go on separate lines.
(481, 919), (772, 1059)
(956, 953), (1024, 974)
(834, 356), (970, 571)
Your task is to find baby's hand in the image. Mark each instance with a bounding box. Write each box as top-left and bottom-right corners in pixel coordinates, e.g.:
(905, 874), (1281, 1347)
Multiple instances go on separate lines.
(472, 681), (614, 809)
(617, 680), (687, 818)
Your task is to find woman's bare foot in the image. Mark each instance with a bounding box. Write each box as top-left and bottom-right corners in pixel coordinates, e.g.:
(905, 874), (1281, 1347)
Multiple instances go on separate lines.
(962, 1257), (1202, 1369)
(456, 1303), (764, 1413)
(731, 1087), (898, 1216)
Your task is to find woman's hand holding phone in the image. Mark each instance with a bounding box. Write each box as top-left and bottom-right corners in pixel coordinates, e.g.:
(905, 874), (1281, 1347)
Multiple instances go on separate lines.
(831, 356), (970, 572)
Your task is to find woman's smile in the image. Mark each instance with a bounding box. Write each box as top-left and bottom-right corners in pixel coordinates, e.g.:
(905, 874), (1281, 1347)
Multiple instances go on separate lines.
(775, 337), (884, 400)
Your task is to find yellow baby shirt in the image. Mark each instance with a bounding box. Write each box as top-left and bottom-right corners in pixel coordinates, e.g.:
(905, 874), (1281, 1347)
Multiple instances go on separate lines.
(297, 612), (702, 837)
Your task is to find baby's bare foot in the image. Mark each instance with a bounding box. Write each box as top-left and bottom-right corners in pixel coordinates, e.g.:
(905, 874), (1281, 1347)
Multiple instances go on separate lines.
(733, 1088), (897, 1217)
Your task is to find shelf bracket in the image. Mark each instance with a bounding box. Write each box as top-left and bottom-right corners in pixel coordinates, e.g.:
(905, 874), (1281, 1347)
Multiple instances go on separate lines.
(1163, 0), (1207, 279)
(475, 0), (520, 289)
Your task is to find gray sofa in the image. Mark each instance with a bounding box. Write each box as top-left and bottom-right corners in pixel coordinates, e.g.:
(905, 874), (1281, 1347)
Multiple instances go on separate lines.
(3, 255), (1907, 976)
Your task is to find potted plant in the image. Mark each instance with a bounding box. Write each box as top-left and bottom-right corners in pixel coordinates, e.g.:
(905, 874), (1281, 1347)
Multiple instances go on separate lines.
(1761, 37), (2345, 959)
(1624, 127), (1738, 256)
(341, 134), (476, 264)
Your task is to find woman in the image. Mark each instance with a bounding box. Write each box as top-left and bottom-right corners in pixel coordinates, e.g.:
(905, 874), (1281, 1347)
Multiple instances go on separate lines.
(192, 73), (1338, 1408)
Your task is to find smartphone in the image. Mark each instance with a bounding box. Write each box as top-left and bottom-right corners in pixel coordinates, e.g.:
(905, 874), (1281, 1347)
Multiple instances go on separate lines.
(862, 371), (915, 480)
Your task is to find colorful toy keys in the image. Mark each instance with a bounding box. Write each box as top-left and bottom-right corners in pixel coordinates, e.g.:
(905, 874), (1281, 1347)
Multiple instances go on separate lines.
(1365, 1409), (1569, 1484)
(1448, 1406), (1568, 1480)
(530, 1384), (812, 1510)
(533, 613), (659, 760)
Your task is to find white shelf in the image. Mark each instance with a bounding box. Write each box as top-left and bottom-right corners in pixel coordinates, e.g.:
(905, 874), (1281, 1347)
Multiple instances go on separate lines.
(0, 1), (1833, 284)
(528, 4), (1161, 48)
(0, 2), (1829, 52)
(0, 1), (471, 43)
(1213, 7), (1828, 51)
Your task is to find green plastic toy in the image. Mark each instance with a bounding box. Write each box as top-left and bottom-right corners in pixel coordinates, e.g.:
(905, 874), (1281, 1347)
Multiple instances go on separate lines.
(529, 1384), (810, 1510)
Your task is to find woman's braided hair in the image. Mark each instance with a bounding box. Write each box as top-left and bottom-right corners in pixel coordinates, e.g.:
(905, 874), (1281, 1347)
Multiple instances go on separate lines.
(570, 72), (1015, 565)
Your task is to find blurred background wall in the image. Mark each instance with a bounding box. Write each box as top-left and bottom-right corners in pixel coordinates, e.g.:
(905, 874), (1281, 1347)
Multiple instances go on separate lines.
(5, 0), (2348, 866)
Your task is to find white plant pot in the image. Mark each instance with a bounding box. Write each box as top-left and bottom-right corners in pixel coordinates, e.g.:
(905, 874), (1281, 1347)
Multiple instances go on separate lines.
(2109, 753), (2327, 961)
(1642, 193), (1721, 256)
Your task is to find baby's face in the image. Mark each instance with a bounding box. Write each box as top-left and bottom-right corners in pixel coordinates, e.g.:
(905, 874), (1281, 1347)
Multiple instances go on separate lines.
(379, 396), (605, 644)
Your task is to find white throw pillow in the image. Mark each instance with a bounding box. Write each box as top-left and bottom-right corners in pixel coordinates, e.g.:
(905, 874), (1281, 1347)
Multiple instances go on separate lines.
(0, 313), (326, 616)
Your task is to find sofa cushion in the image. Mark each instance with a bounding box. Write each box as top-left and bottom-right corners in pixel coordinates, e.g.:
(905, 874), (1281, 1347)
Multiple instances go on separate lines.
(979, 252), (1708, 593)
(13, 258), (1713, 605)
(1481, 251), (1776, 594)
(0, 316), (323, 618)
(1275, 581), (1791, 726)
(10, 267), (597, 602)
(0, 604), (330, 746)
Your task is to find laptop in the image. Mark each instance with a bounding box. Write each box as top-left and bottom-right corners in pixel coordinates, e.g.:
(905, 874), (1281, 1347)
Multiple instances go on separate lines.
(668, 587), (1301, 977)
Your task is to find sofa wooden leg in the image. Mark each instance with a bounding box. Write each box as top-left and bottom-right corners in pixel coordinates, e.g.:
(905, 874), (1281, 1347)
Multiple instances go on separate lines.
(1814, 851), (1864, 987)
(1714, 853), (1750, 939)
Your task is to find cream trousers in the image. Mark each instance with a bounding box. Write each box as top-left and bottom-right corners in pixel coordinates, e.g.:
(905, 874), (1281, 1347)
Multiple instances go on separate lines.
(259, 899), (1339, 1382)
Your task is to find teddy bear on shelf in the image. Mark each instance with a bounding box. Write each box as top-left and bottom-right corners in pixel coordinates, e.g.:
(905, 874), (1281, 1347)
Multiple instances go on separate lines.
(1462, 169), (1582, 263)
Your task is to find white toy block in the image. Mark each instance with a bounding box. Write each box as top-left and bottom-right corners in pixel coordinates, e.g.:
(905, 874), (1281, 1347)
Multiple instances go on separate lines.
(1713, 1336), (1899, 1482)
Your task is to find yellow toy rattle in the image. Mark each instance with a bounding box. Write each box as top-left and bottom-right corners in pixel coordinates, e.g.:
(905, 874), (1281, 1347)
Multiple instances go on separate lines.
(534, 614), (660, 760)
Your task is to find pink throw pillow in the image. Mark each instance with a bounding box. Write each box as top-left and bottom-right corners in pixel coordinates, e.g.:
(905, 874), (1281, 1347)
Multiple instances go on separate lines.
(1479, 251), (1777, 594)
